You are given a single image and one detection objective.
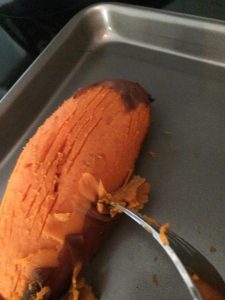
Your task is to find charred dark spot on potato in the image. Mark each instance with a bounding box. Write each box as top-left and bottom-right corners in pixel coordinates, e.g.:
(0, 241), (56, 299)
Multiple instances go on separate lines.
(73, 80), (152, 110)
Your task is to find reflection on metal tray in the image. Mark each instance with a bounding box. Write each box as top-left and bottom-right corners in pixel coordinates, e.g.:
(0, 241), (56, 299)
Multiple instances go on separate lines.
(0, 3), (224, 300)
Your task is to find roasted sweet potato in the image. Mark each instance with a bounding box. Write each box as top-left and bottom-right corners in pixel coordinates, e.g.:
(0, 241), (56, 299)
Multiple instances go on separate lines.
(0, 80), (151, 299)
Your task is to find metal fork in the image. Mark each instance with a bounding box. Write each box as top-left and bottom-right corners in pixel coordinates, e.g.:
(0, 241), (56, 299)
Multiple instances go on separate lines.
(109, 202), (225, 300)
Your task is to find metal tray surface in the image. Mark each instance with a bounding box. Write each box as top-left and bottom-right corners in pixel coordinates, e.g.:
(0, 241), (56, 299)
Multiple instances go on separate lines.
(0, 3), (225, 300)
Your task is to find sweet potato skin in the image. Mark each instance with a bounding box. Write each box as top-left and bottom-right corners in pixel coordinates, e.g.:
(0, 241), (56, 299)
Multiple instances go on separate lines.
(0, 80), (151, 299)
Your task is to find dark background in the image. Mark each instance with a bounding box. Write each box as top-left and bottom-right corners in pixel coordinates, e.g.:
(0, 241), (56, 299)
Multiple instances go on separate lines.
(0, 0), (225, 99)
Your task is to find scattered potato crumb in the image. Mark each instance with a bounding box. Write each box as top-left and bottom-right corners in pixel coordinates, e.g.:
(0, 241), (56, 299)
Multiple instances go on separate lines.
(209, 245), (217, 253)
(159, 223), (169, 245)
(152, 274), (159, 287)
(143, 215), (160, 227)
(148, 151), (157, 158)
(192, 274), (200, 282)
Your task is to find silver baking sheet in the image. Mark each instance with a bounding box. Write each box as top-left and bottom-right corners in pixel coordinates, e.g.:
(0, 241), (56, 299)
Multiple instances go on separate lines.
(0, 3), (224, 299)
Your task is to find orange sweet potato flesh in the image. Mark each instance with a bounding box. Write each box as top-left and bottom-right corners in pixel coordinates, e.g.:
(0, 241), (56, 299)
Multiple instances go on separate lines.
(0, 80), (151, 299)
